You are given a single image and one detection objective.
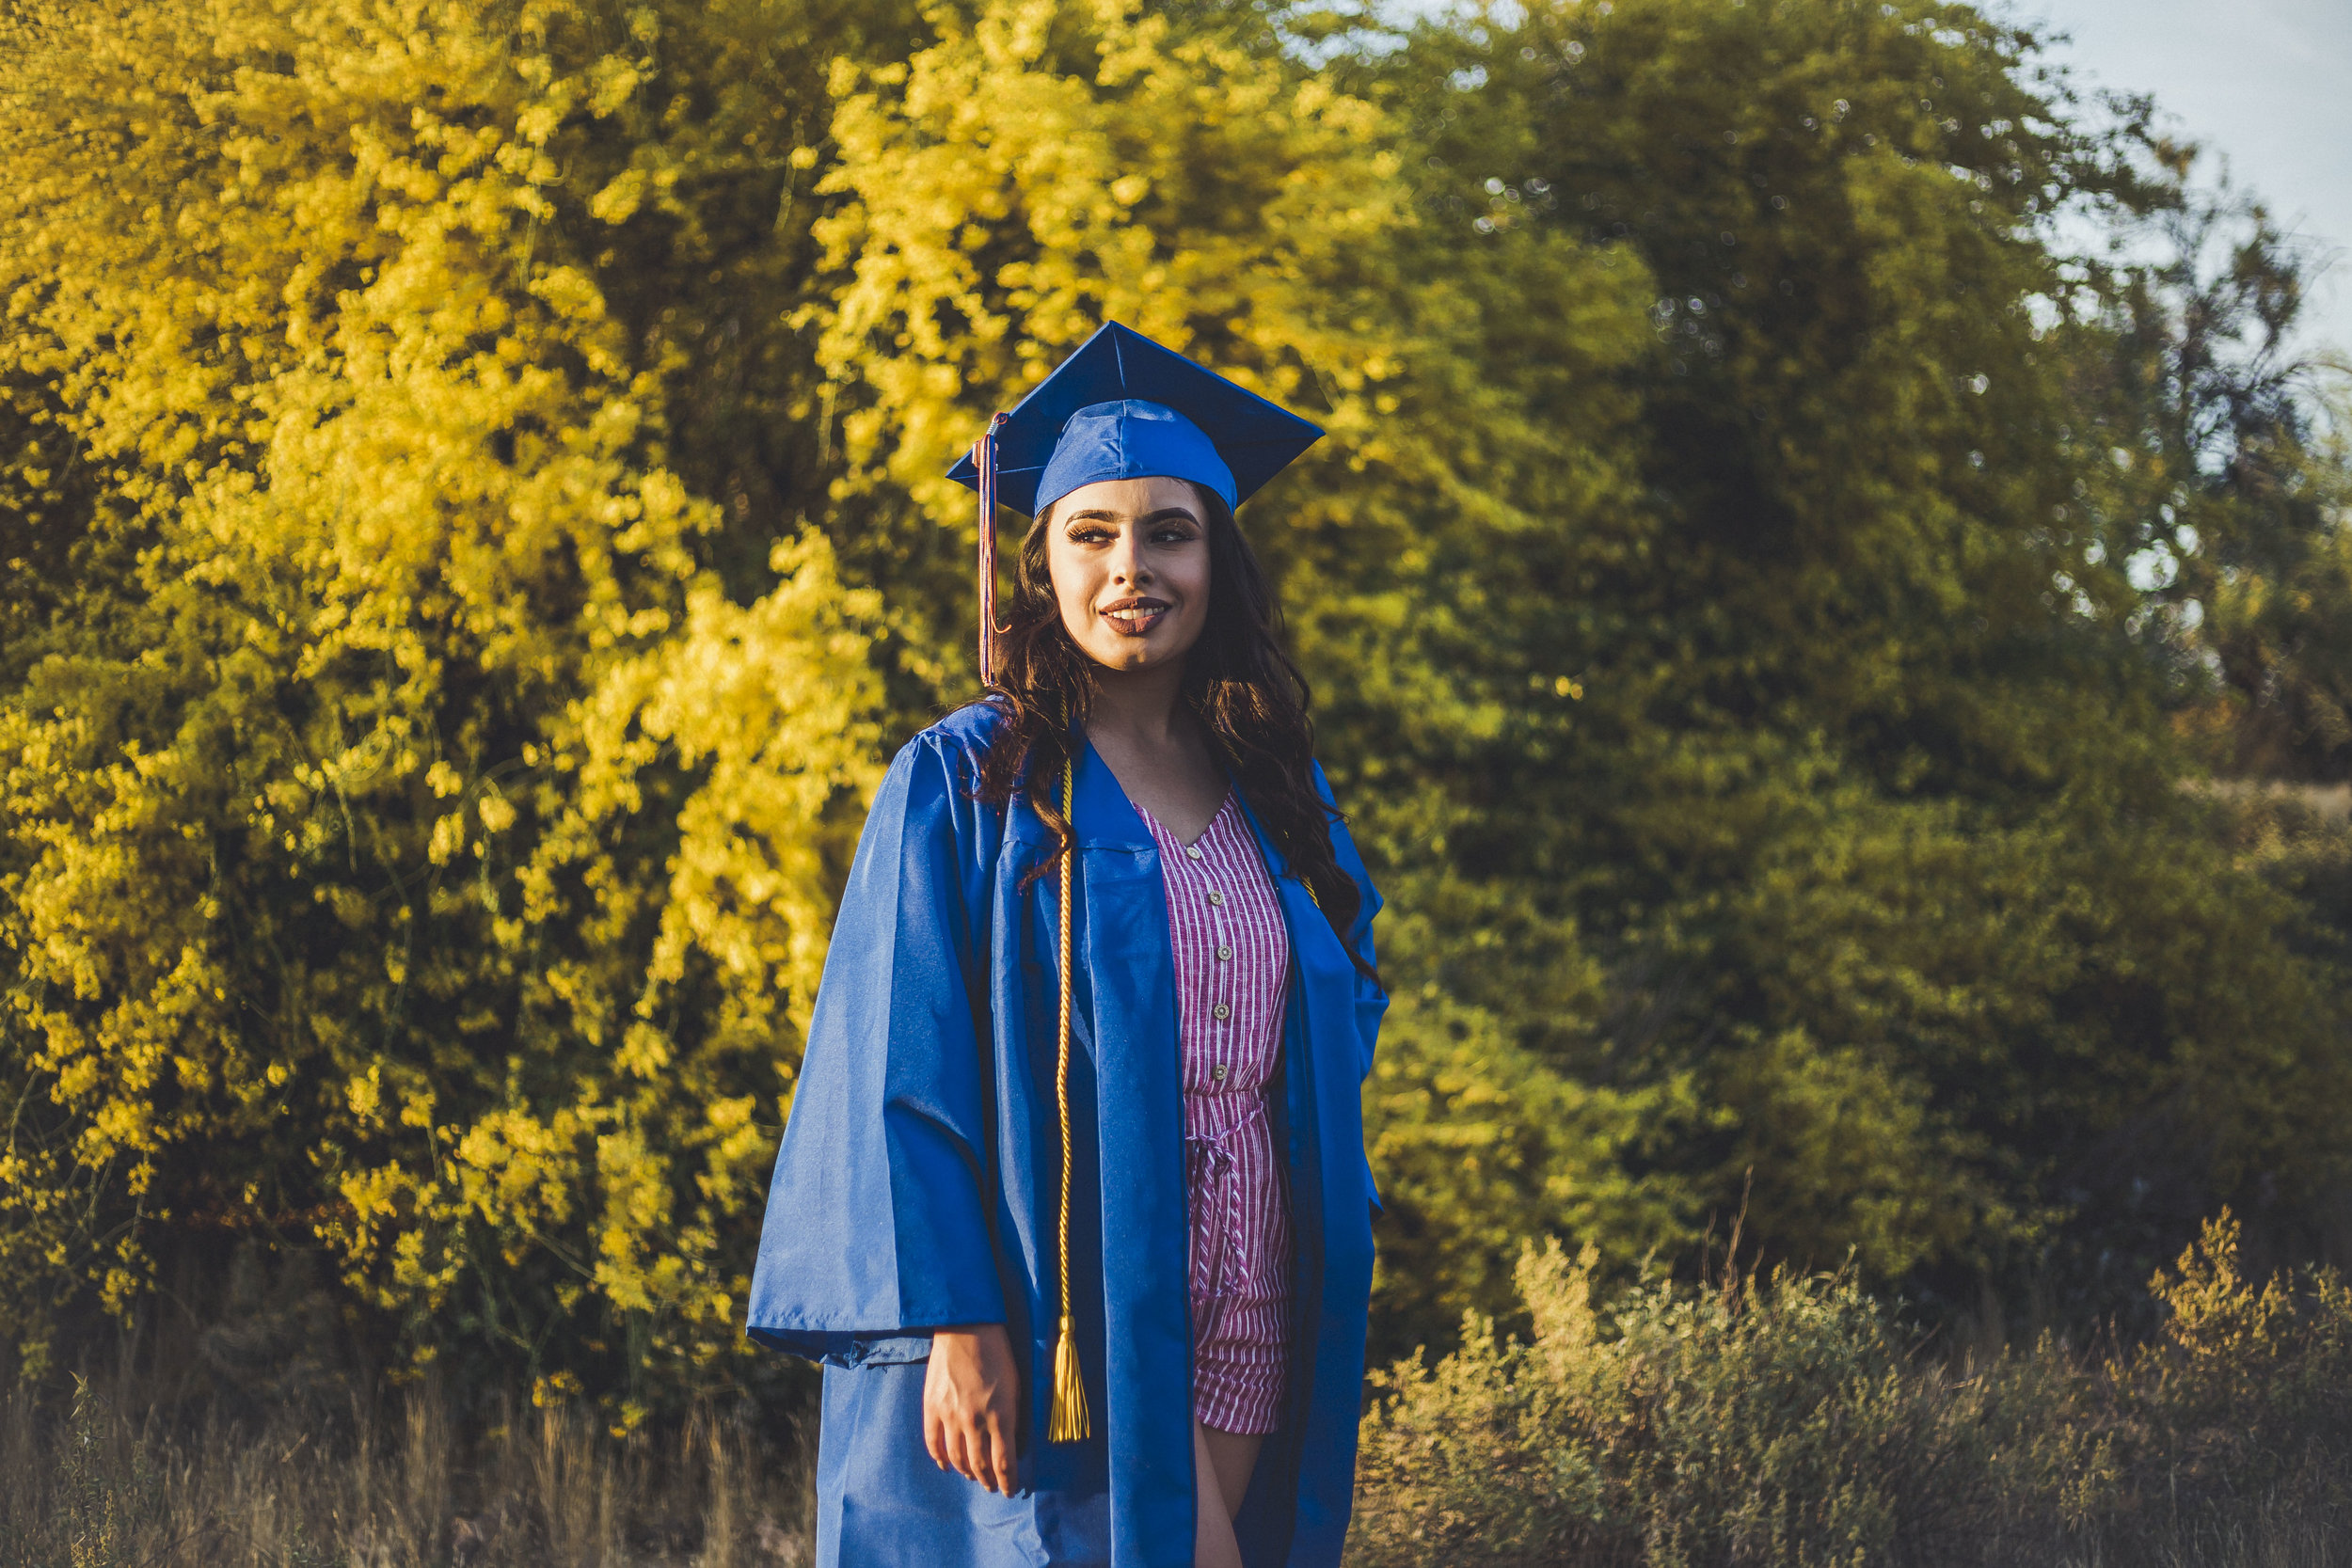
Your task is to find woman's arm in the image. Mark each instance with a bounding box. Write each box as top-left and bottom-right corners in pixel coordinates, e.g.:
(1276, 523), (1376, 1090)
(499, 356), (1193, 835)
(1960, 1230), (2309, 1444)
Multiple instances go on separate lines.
(746, 732), (1009, 1360)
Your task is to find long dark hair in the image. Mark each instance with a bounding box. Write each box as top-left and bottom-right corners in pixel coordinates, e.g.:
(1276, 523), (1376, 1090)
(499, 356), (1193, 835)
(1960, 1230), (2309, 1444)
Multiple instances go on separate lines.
(969, 485), (1375, 983)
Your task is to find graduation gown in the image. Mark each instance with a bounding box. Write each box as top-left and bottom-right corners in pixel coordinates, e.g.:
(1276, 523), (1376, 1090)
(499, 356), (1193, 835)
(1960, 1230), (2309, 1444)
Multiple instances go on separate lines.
(746, 700), (1387, 1567)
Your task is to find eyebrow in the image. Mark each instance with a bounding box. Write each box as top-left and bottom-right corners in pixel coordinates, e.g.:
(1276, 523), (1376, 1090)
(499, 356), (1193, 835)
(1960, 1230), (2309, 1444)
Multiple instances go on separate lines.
(1060, 506), (1200, 526)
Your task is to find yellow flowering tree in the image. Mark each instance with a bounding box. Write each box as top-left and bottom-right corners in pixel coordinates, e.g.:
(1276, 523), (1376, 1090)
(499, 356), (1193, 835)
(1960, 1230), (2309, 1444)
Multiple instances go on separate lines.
(0, 0), (889, 1394)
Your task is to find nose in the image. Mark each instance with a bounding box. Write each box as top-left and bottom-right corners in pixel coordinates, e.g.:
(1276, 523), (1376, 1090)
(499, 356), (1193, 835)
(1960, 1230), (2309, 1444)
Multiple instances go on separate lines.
(1105, 526), (1151, 587)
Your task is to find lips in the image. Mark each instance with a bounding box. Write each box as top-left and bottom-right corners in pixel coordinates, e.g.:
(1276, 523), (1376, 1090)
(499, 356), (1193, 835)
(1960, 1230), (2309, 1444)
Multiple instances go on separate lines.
(1100, 595), (1170, 636)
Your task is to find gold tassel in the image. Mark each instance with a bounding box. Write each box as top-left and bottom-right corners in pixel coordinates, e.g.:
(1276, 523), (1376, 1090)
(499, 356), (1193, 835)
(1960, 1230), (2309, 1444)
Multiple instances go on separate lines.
(1047, 1310), (1089, 1442)
(1046, 749), (1091, 1442)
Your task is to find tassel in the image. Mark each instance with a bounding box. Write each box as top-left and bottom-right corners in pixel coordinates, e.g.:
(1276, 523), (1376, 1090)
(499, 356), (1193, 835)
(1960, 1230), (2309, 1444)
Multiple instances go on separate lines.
(974, 411), (1009, 687)
(1047, 1310), (1090, 1443)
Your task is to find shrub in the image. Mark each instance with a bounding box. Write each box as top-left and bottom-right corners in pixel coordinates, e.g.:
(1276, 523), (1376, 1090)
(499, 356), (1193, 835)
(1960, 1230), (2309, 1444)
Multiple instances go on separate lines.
(1353, 1242), (2032, 1567)
(1351, 1213), (2352, 1568)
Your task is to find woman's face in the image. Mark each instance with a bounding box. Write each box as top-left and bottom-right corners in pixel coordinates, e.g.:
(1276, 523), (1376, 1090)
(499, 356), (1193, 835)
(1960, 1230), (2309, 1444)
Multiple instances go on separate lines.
(1043, 476), (1213, 674)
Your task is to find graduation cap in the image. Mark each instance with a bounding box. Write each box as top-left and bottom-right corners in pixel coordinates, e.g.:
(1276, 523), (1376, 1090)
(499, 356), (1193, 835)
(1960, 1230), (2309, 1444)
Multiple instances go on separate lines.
(948, 321), (1324, 686)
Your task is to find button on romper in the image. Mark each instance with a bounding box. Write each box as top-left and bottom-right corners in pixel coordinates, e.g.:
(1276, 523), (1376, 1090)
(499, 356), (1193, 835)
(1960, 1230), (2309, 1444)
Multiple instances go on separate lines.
(1136, 794), (1294, 1435)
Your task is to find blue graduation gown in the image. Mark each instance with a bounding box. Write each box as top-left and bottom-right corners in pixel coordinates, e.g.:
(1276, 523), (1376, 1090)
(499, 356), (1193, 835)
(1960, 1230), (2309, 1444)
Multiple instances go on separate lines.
(746, 700), (1386, 1567)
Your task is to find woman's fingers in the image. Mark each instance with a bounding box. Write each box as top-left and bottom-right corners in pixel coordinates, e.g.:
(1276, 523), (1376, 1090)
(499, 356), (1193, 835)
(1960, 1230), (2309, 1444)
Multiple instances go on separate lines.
(983, 1403), (1017, 1496)
(963, 1418), (1009, 1492)
(945, 1422), (969, 1484)
(923, 1364), (952, 1471)
(959, 1416), (1010, 1495)
(977, 1422), (1004, 1493)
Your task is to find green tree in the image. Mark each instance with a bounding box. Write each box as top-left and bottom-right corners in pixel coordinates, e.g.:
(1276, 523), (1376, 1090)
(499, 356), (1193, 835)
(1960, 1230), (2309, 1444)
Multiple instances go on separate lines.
(1320, 0), (2352, 1340)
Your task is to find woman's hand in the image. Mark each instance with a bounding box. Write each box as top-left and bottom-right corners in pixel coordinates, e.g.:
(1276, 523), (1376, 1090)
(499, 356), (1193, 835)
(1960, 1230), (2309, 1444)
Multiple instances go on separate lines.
(923, 1323), (1022, 1495)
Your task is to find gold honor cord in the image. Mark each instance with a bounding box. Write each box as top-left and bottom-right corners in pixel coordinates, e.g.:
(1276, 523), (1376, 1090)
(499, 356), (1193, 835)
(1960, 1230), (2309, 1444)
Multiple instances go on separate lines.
(1046, 751), (1091, 1444)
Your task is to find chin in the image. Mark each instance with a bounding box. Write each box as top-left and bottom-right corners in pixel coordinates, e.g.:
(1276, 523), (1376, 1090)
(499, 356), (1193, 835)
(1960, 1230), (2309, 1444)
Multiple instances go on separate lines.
(1087, 641), (1165, 673)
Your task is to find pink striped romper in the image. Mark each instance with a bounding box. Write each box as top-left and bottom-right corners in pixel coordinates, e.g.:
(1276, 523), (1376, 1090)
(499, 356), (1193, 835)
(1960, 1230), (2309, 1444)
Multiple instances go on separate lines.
(1136, 793), (1293, 1435)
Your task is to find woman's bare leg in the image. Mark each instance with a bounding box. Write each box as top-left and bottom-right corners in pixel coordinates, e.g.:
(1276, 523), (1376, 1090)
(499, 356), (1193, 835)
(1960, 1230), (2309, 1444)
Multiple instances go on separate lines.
(1200, 1424), (1264, 1519)
(1192, 1422), (1240, 1568)
(1194, 1419), (1266, 1567)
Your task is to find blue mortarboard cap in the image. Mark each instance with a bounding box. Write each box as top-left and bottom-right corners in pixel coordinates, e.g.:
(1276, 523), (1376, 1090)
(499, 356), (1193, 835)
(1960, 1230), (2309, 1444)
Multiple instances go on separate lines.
(1038, 399), (1236, 513)
(947, 322), (1324, 518)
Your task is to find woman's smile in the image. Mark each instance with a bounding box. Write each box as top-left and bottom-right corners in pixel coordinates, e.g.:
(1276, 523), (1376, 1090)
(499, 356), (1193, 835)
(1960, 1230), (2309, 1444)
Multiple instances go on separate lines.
(1101, 594), (1173, 636)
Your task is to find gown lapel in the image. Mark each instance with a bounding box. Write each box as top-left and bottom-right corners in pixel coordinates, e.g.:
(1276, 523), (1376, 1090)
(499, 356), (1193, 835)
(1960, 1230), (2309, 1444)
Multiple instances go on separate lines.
(1066, 736), (1195, 1563)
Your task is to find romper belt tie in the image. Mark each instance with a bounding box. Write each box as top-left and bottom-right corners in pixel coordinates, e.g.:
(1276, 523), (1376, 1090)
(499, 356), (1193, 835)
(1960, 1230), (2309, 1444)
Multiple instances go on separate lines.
(1184, 1095), (1269, 1301)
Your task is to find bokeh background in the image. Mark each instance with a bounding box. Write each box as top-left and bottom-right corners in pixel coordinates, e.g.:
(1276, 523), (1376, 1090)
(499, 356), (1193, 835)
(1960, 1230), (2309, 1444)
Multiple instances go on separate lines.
(5, 0), (2352, 1561)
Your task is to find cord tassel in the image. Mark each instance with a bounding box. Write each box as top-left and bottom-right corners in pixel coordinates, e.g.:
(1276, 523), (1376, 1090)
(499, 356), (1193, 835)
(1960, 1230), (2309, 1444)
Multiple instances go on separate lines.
(974, 411), (1009, 687)
(1047, 1311), (1089, 1443)
(1046, 749), (1090, 1443)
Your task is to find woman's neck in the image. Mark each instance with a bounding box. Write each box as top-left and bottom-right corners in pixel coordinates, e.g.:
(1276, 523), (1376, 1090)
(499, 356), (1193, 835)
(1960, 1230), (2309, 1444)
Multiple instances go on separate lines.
(1082, 658), (1191, 750)
(1079, 658), (1229, 842)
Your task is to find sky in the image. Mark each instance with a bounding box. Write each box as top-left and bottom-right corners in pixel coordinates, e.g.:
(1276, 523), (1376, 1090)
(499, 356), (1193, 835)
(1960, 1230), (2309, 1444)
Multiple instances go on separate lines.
(2013, 0), (2352, 366)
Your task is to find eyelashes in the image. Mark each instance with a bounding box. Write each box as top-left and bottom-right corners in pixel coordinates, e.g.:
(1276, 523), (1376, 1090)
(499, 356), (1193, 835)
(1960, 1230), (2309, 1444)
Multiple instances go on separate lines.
(1062, 525), (1200, 546)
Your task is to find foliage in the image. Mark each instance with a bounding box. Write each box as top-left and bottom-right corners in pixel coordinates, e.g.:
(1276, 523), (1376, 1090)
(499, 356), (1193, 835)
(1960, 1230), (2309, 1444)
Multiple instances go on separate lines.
(0, 0), (890, 1395)
(1349, 1212), (2352, 1568)
(3, 0), (2352, 1404)
(1329, 0), (2352, 1320)
(13, 1232), (2352, 1565)
(1355, 1243), (2036, 1566)
(2130, 1212), (2352, 1494)
(794, 0), (1654, 721)
(1360, 991), (1704, 1364)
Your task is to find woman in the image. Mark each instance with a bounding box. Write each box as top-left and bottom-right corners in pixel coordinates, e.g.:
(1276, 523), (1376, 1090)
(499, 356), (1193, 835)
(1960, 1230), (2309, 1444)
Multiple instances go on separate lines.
(748, 324), (1386, 1568)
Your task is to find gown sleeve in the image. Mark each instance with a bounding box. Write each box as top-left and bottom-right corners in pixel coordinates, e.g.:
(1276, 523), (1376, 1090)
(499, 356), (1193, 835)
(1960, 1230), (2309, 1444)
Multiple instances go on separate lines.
(745, 732), (1009, 1367)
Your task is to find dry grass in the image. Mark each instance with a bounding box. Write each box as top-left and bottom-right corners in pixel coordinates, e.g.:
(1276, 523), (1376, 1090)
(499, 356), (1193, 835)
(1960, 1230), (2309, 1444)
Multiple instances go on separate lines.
(0, 1236), (815, 1568)
(12, 1219), (2352, 1567)
(0, 1369), (813, 1568)
(8, 1352), (2341, 1568)
(2064, 1504), (2346, 1568)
